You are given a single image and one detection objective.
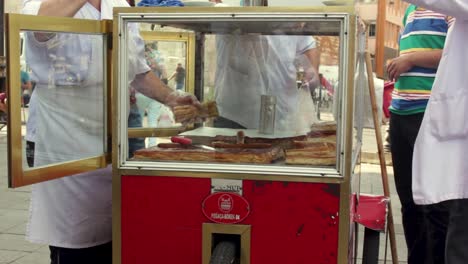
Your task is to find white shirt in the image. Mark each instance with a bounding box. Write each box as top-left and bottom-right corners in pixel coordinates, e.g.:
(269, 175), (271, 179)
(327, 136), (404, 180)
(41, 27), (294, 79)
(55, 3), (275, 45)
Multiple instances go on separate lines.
(214, 35), (317, 133)
(22, 0), (149, 248)
(409, 0), (468, 205)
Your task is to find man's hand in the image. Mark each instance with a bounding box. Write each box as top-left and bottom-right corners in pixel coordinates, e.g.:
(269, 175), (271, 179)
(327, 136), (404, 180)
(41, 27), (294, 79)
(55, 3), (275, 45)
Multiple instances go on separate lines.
(165, 91), (201, 107)
(387, 55), (413, 81)
(164, 91), (202, 125)
(388, 50), (443, 82)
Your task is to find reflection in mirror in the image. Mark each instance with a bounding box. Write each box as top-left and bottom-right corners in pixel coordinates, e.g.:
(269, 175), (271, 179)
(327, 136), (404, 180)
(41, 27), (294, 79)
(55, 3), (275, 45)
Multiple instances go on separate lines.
(20, 30), (106, 171)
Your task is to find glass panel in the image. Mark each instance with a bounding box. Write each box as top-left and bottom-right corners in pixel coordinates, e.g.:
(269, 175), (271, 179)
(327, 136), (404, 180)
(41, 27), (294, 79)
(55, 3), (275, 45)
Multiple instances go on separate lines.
(20, 30), (106, 171)
(131, 36), (189, 148)
(127, 24), (193, 156)
(125, 19), (342, 172)
(145, 39), (187, 92)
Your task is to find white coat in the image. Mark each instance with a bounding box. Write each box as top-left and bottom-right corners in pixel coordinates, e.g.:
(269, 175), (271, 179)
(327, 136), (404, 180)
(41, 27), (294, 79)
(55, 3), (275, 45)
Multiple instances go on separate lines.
(214, 35), (317, 133)
(410, 0), (468, 205)
(22, 0), (149, 248)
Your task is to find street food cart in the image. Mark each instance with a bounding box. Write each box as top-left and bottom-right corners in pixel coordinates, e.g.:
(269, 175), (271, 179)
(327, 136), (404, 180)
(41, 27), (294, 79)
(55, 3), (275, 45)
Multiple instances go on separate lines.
(6, 5), (364, 264)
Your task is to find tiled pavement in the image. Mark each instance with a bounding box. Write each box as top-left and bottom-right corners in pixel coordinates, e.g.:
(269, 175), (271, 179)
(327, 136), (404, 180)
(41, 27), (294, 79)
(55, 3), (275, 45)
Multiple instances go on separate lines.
(0, 126), (408, 263)
(0, 130), (49, 264)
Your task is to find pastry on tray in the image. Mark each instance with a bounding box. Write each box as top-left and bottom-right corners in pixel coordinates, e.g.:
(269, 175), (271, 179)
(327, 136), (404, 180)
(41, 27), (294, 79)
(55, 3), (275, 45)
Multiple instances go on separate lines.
(285, 141), (336, 166)
(172, 101), (219, 124)
(133, 129), (337, 166)
(133, 143), (285, 164)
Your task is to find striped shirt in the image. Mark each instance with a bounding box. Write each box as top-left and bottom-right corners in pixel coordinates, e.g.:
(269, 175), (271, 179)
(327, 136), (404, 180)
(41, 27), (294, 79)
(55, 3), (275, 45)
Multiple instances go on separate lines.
(389, 5), (453, 115)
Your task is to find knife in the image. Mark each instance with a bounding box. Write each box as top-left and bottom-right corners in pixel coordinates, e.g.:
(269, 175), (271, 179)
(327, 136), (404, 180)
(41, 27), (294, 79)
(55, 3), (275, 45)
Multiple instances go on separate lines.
(171, 136), (216, 151)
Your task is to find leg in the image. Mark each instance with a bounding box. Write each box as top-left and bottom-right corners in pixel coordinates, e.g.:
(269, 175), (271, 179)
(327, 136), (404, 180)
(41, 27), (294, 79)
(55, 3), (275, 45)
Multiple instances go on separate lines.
(49, 242), (112, 264)
(362, 228), (380, 264)
(425, 202), (449, 264)
(176, 82), (184, 90)
(389, 113), (427, 264)
(445, 199), (468, 264)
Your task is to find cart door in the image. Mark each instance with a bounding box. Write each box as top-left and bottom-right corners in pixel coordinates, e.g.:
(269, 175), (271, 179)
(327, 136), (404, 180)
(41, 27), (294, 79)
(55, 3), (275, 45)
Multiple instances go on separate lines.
(5, 14), (113, 187)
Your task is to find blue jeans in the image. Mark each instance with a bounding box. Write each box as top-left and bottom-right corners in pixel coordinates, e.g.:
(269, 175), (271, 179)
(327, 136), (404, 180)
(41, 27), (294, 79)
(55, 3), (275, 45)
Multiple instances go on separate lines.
(176, 82), (184, 90)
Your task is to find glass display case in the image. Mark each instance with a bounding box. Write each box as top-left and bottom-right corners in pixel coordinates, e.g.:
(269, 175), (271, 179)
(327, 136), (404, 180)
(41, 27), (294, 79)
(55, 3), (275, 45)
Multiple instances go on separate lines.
(112, 7), (360, 264)
(115, 7), (358, 179)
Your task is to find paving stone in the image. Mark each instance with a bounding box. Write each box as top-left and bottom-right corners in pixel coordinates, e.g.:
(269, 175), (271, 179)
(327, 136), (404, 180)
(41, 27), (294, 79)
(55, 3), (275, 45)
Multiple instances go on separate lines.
(0, 249), (27, 264)
(9, 251), (49, 264)
(0, 234), (43, 252)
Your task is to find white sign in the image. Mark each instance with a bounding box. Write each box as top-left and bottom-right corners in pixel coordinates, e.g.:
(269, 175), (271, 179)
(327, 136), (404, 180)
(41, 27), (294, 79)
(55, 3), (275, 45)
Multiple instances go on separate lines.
(211, 179), (243, 195)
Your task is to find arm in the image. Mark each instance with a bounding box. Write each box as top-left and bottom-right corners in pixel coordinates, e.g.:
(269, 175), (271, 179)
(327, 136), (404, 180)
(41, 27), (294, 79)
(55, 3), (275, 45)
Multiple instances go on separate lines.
(408, 0), (468, 19)
(387, 50), (442, 81)
(132, 71), (172, 104)
(131, 71), (199, 109)
(304, 47), (320, 74)
(36, 0), (87, 17)
(168, 71), (177, 81)
(303, 47), (321, 89)
(23, 0), (87, 41)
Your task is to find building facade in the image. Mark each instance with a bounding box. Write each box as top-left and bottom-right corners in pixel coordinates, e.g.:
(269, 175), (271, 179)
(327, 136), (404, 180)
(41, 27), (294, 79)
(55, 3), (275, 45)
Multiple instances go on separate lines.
(355, 0), (407, 78)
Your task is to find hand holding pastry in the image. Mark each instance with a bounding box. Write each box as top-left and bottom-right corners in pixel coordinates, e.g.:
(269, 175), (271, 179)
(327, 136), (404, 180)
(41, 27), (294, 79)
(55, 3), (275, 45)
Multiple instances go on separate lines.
(171, 98), (219, 125)
(164, 90), (202, 125)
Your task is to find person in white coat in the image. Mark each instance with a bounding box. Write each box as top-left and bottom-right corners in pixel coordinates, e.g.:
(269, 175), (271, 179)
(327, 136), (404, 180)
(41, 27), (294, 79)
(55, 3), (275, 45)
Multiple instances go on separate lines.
(22, 0), (199, 263)
(214, 34), (320, 134)
(408, 0), (468, 263)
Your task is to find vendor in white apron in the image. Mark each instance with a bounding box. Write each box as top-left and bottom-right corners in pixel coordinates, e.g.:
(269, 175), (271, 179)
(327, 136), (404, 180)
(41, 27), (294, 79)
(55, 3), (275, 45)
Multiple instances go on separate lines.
(407, 0), (468, 263)
(22, 0), (198, 263)
(214, 34), (320, 134)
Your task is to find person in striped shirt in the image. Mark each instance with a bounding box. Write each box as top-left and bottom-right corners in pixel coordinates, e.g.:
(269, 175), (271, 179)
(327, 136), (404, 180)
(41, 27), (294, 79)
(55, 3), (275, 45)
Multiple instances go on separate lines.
(386, 5), (452, 264)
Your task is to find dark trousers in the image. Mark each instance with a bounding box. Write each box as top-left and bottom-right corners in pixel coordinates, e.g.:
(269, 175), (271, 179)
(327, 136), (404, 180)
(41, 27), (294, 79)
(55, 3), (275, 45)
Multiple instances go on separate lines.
(389, 112), (428, 264)
(50, 242), (112, 264)
(26, 141), (35, 167)
(426, 199), (468, 264)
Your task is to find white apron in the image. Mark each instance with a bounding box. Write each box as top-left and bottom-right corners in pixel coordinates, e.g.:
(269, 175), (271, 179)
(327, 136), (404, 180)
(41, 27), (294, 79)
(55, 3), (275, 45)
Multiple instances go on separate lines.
(23, 0), (149, 248)
(214, 35), (317, 134)
(412, 13), (468, 205)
